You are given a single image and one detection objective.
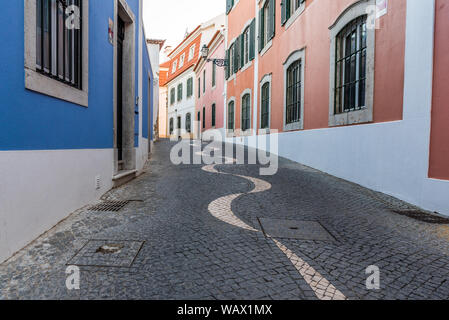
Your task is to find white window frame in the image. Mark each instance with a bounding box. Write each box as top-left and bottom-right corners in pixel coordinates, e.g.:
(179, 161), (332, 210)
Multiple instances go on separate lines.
(227, 97), (236, 136)
(179, 53), (185, 68)
(188, 44), (196, 61)
(328, 0), (375, 127)
(283, 48), (305, 131)
(284, 0), (306, 30)
(24, 0), (89, 107)
(240, 88), (252, 135)
(172, 60), (178, 73)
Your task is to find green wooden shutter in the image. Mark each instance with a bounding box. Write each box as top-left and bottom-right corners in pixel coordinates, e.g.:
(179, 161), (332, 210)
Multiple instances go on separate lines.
(226, 0), (232, 14)
(240, 33), (245, 67)
(281, 0), (287, 25)
(233, 40), (239, 74)
(249, 19), (255, 61)
(269, 0), (275, 40)
(259, 8), (264, 53)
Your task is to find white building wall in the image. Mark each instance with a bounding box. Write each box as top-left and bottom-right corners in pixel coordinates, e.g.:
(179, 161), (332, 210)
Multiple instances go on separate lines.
(167, 69), (197, 138)
(0, 149), (115, 263)
(225, 0), (449, 216)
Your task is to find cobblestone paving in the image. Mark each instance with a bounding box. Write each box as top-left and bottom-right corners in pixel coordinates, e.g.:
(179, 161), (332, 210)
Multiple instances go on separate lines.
(1, 140), (449, 300)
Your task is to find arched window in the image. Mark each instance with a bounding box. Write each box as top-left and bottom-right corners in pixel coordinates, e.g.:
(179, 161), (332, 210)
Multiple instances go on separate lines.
(241, 94), (251, 131)
(169, 118), (174, 134)
(261, 82), (270, 129)
(228, 101), (235, 131)
(334, 15), (367, 114)
(286, 60), (301, 125)
(185, 113), (191, 133)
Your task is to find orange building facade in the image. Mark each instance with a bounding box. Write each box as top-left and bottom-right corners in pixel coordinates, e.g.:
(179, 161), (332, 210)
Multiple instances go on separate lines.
(223, 0), (449, 215)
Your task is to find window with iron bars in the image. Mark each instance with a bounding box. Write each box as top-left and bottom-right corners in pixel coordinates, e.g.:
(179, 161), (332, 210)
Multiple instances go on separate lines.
(334, 15), (367, 114)
(36, 0), (82, 89)
(241, 94), (251, 131)
(261, 82), (270, 129)
(286, 60), (301, 125)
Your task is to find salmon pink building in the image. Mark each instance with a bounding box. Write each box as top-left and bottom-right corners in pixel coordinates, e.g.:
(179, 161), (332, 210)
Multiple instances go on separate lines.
(223, 0), (449, 215)
(194, 31), (226, 138)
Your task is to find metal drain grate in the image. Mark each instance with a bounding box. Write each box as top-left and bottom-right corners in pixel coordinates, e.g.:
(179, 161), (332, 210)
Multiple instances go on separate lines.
(88, 200), (130, 212)
(258, 218), (335, 241)
(392, 210), (449, 224)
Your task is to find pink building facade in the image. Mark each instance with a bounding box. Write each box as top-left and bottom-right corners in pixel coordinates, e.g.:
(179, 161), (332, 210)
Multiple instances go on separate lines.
(195, 31), (226, 138)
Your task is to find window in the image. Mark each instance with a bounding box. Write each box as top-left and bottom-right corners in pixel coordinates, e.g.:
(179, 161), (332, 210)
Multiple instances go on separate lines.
(241, 93), (251, 131)
(186, 113), (191, 133)
(188, 44), (196, 61)
(170, 87), (175, 105)
(36, 0), (82, 89)
(334, 16), (367, 114)
(228, 44), (235, 77)
(211, 104), (216, 127)
(228, 101), (235, 131)
(329, 1), (374, 127)
(198, 77), (201, 98)
(286, 60), (301, 125)
(172, 60), (177, 73)
(212, 63), (216, 87)
(261, 82), (270, 129)
(177, 83), (183, 102)
(177, 116), (181, 129)
(203, 70), (206, 93)
(169, 118), (174, 134)
(179, 53), (185, 68)
(259, 0), (275, 51)
(202, 107), (206, 129)
(281, 0), (305, 26)
(187, 77), (193, 98)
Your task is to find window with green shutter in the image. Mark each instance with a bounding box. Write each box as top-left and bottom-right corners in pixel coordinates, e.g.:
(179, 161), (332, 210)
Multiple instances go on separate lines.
(170, 88), (175, 105)
(177, 83), (183, 101)
(187, 78), (193, 97)
(228, 101), (235, 131)
(203, 70), (206, 93)
(282, 0), (305, 26)
(241, 94), (251, 131)
(249, 19), (255, 60)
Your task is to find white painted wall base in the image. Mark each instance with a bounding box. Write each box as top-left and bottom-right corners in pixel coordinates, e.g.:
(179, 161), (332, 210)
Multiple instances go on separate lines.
(225, 118), (449, 216)
(0, 148), (114, 263)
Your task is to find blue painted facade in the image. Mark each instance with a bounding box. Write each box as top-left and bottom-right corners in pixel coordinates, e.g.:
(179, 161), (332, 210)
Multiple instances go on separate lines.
(0, 0), (154, 151)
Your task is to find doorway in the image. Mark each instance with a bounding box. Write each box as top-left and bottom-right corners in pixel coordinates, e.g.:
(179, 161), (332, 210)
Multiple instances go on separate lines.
(117, 17), (125, 163)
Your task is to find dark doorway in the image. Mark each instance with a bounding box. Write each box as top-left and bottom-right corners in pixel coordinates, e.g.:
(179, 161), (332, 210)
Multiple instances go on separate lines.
(117, 17), (125, 162)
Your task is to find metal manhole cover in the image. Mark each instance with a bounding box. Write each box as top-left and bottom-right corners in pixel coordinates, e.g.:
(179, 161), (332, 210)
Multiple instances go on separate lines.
(67, 240), (144, 267)
(88, 200), (130, 212)
(391, 210), (449, 224)
(258, 218), (335, 241)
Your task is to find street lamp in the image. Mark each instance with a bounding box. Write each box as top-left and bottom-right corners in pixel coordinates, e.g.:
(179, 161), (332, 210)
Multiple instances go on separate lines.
(201, 44), (228, 67)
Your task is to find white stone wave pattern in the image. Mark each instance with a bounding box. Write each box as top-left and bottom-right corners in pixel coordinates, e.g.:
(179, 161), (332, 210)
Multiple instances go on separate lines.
(201, 163), (347, 300)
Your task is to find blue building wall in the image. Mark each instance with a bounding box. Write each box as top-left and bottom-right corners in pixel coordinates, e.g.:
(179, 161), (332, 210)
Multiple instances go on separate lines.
(0, 0), (152, 151)
(142, 35), (153, 140)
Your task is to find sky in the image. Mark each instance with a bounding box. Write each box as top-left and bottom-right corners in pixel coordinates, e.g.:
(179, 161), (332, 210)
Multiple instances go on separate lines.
(143, 0), (225, 62)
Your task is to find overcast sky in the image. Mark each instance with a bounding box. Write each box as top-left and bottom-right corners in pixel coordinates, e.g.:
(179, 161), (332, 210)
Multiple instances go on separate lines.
(143, 0), (225, 61)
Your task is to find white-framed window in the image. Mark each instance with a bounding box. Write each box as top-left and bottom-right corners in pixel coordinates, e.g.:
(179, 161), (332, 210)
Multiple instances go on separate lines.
(229, 43), (235, 76)
(328, 0), (375, 127)
(227, 99), (235, 132)
(179, 53), (185, 68)
(177, 83), (183, 101)
(260, 74), (272, 130)
(25, 0), (89, 107)
(188, 44), (196, 61)
(240, 89), (252, 133)
(281, 0), (305, 29)
(185, 113), (191, 133)
(172, 60), (178, 73)
(283, 49), (305, 131)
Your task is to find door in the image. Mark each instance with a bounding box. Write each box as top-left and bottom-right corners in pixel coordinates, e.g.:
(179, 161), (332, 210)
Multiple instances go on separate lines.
(197, 111), (201, 139)
(117, 17), (125, 161)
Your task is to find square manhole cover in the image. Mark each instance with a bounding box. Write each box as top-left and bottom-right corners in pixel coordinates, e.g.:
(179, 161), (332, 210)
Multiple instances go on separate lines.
(67, 240), (144, 267)
(258, 218), (334, 241)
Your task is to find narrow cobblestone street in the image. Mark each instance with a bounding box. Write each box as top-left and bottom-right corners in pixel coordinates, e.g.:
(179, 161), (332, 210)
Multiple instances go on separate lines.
(1, 140), (449, 300)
